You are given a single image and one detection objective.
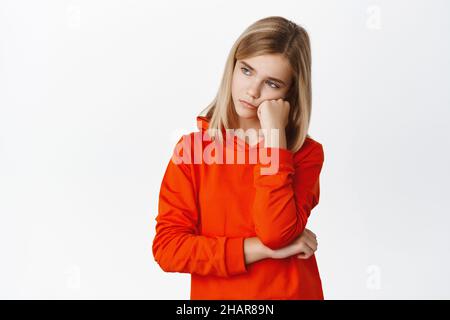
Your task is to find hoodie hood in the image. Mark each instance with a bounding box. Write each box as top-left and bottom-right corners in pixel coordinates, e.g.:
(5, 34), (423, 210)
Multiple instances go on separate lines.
(196, 115), (211, 132)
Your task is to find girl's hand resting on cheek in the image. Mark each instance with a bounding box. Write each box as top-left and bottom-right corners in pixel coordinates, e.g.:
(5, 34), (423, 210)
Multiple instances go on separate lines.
(257, 98), (290, 131)
(257, 98), (290, 149)
(268, 228), (318, 260)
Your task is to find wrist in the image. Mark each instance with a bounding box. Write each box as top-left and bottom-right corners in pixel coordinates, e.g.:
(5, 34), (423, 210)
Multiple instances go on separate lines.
(264, 247), (274, 259)
(262, 128), (287, 149)
(244, 237), (274, 264)
(257, 238), (274, 258)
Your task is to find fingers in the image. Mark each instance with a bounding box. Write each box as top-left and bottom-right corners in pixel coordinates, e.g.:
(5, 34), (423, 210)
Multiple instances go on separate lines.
(304, 235), (318, 252)
(297, 230), (318, 259)
(304, 228), (317, 239)
(302, 229), (317, 247)
(296, 243), (314, 259)
(298, 230), (317, 249)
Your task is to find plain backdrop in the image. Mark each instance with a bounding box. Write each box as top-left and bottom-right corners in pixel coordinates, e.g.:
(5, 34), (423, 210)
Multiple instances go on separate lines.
(1, 0), (449, 299)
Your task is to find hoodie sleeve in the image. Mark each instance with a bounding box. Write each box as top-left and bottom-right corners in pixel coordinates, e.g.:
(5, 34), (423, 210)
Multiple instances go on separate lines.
(152, 136), (248, 277)
(251, 142), (325, 250)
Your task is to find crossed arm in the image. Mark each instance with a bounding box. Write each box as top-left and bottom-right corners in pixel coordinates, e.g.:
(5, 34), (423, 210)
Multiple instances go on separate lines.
(152, 137), (324, 277)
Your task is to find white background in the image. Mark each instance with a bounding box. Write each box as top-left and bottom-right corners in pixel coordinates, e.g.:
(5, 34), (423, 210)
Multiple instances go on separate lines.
(1, 0), (449, 299)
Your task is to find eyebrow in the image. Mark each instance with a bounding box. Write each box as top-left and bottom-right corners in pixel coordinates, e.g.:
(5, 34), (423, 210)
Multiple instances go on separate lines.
(240, 60), (287, 86)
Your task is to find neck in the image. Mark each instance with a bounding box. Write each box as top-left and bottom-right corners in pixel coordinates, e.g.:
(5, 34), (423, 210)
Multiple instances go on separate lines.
(235, 117), (265, 145)
(237, 117), (261, 133)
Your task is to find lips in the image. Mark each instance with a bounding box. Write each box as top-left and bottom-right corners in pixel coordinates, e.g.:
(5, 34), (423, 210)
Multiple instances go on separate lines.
(239, 99), (258, 109)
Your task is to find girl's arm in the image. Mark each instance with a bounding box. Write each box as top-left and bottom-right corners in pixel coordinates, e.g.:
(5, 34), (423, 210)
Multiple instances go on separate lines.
(243, 237), (272, 264)
(152, 136), (248, 278)
(251, 142), (324, 251)
(244, 228), (318, 265)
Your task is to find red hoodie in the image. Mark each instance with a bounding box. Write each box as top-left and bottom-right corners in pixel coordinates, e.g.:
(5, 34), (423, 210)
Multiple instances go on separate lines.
(152, 115), (325, 299)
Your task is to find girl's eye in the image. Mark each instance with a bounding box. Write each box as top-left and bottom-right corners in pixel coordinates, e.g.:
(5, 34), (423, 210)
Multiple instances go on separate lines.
(267, 81), (280, 89)
(241, 67), (280, 89)
(241, 67), (251, 76)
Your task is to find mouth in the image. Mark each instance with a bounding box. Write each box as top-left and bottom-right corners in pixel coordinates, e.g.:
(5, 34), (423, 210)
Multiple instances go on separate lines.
(239, 99), (258, 110)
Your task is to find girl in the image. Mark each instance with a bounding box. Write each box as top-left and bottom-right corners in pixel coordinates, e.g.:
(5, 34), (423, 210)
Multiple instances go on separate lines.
(152, 16), (325, 300)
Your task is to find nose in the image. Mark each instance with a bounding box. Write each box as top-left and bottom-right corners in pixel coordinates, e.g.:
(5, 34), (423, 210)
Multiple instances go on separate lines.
(246, 80), (261, 100)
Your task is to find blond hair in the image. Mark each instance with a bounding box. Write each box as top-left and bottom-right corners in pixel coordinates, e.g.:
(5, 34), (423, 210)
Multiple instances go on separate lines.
(198, 16), (314, 153)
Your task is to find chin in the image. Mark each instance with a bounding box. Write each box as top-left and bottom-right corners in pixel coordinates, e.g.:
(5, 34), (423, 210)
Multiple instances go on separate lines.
(239, 112), (257, 119)
(234, 102), (257, 119)
(236, 109), (257, 119)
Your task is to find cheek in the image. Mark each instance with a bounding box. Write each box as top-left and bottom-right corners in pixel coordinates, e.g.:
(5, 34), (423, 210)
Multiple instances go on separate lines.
(278, 88), (289, 100)
(259, 88), (277, 100)
(232, 73), (245, 92)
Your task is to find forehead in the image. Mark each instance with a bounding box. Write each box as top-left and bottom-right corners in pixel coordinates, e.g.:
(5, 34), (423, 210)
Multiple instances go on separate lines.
(238, 54), (292, 78)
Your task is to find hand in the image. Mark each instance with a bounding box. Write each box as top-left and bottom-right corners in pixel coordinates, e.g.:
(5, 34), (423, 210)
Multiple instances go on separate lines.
(257, 98), (290, 131)
(267, 228), (318, 260)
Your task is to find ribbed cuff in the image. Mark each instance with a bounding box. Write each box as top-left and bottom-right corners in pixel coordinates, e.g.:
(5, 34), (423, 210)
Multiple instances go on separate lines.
(225, 237), (247, 276)
(254, 147), (294, 176)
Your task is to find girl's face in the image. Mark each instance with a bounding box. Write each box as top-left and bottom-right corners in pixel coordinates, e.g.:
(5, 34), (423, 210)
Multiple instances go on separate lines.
(231, 53), (293, 121)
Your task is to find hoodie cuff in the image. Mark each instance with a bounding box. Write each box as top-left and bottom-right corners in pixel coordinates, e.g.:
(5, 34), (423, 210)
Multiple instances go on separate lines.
(254, 147), (295, 176)
(225, 237), (247, 276)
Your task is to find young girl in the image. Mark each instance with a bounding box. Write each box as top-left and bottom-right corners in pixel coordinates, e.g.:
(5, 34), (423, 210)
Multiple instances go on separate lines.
(152, 16), (325, 300)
